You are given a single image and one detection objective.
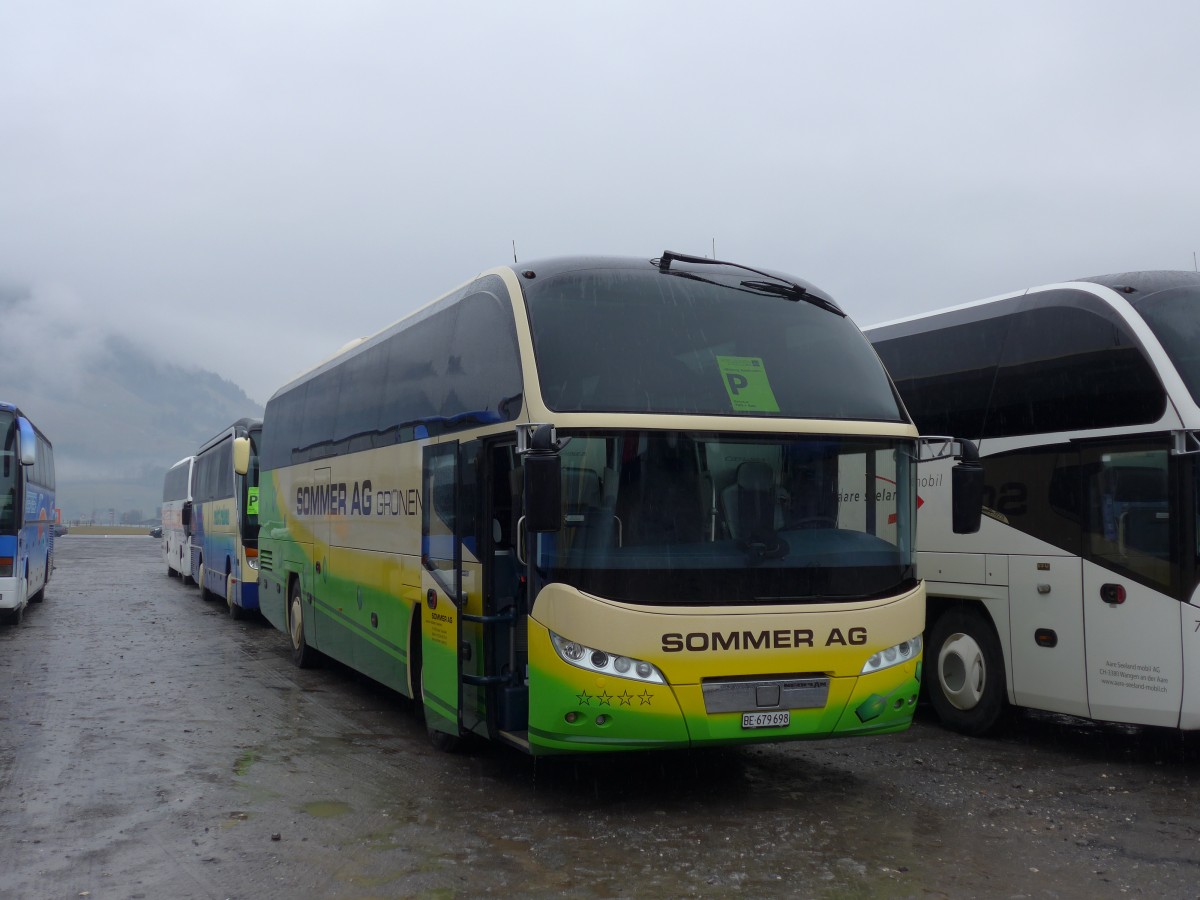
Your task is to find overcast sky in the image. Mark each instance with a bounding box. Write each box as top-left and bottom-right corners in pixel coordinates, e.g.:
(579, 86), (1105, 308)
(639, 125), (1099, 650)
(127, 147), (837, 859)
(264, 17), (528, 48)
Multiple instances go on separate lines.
(4, 1), (1199, 405)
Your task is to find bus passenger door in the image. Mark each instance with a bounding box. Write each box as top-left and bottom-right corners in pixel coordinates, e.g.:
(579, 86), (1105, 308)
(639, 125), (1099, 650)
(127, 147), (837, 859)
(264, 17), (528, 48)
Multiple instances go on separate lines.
(1081, 444), (1183, 727)
(421, 443), (463, 738)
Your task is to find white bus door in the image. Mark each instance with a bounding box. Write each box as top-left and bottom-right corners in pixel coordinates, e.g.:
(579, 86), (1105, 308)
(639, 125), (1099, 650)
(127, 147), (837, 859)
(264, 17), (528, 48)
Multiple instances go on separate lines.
(1083, 563), (1183, 726)
(1081, 444), (1183, 727)
(421, 443), (464, 739)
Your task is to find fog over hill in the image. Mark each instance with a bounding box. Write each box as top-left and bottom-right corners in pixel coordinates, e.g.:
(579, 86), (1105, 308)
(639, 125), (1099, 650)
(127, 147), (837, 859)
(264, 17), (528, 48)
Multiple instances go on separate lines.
(0, 282), (261, 522)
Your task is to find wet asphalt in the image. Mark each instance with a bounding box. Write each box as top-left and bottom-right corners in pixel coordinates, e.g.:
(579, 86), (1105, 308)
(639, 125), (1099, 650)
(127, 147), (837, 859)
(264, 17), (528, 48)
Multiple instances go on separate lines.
(1, 535), (1199, 899)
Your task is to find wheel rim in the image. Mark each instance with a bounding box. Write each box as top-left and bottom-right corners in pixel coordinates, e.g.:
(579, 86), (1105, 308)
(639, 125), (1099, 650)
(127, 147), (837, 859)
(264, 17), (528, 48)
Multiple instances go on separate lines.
(938, 631), (986, 711)
(289, 595), (303, 649)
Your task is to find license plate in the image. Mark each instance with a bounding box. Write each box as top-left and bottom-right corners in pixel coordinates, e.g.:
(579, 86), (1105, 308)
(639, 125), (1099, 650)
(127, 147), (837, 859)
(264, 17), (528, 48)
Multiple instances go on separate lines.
(742, 710), (790, 729)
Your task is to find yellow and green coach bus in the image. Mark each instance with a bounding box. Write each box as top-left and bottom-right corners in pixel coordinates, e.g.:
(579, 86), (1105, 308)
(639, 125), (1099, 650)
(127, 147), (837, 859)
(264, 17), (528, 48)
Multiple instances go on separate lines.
(254, 252), (981, 754)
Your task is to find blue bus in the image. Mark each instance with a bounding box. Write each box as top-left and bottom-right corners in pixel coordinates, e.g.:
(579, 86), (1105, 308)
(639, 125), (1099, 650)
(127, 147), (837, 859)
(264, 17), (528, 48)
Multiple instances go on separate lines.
(190, 418), (261, 619)
(0, 403), (56, 626)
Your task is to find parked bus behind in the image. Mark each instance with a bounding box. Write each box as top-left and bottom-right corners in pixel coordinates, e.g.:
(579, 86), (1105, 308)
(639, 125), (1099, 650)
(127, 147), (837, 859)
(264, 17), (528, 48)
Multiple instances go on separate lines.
(0, 403), (55, 626)
(868, 271), (1200, 734)
(190, 418), (261, 619)
(162, 455), (194, 582)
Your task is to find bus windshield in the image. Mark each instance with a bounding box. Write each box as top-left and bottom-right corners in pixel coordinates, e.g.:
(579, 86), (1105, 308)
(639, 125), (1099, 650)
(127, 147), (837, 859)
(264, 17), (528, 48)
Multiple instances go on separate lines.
(0, 410), (15, 535)
(1131, 284), (1200, 407)
(534, 431), (917, 605)
(524, 265), (904, 422)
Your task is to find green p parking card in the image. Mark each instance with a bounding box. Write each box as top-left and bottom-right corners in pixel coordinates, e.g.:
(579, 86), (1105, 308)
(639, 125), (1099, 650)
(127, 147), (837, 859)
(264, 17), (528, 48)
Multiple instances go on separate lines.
(717, 356), (780, 413)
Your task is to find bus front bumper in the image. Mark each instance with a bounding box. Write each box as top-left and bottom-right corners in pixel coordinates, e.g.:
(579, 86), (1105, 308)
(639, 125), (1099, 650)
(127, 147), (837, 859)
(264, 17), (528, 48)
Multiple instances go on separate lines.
(525, 621), (922, 755)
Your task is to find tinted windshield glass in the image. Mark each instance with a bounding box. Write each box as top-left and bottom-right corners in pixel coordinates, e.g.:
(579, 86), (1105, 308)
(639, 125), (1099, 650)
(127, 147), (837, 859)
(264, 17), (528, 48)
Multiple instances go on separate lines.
(0, 411), (14, 535)
(1133, 286), (1200, 407)
(533, 431), (917, 605)
(524, 265), (904, 421)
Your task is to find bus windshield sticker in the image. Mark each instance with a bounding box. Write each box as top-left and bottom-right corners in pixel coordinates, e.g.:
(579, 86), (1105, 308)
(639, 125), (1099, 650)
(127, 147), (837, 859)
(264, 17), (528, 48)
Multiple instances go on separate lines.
(246, 486), (259, 516)
(717, 356), (781, 413)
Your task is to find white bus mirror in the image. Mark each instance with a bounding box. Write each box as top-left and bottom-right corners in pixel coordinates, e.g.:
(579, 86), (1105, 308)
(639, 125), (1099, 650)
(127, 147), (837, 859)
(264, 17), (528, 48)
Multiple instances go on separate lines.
(232, 436), (250, 476)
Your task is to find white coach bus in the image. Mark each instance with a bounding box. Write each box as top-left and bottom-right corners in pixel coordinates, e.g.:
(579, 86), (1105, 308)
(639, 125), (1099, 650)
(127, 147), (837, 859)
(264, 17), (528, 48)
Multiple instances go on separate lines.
(162, 455), (194, 583)
(867, 271), (1200, 734)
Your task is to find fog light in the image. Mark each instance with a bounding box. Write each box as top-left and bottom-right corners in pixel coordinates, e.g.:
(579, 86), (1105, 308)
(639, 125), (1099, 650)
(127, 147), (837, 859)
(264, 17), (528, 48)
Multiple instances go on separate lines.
(595, 715), (608, 726)
(565, 711), (579, 724)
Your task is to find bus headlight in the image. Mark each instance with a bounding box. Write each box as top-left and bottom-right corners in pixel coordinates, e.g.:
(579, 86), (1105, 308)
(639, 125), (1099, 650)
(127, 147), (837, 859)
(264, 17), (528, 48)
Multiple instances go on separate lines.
(550, 632), (665, 684)
(861, 634), (922, 674)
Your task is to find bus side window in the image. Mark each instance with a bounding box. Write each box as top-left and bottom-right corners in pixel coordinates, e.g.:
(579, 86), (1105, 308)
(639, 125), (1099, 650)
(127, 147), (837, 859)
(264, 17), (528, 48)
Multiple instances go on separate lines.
(1085, 449), (1172, 589)
(0, 484), (12, 531)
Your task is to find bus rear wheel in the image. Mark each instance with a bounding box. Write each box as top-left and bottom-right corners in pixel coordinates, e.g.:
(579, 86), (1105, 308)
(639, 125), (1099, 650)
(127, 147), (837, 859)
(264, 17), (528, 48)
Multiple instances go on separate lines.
(927, 607), (1007, 736)
(288, 580), (318, 668)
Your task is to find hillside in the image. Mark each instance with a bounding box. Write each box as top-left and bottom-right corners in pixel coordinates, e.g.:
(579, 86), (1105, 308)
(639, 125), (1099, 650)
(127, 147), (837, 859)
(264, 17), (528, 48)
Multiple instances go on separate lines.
(3, 328), (261, 523)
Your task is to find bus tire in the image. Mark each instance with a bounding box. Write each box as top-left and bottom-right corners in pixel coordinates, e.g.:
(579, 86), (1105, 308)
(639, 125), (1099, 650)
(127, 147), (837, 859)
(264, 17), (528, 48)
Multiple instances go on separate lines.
(415, 644), (462, 753)
(198, 563), (213, 600)
(288, 580), (318, 668)
(227, 573), (247, 620)
(927, 607), (1007, 736)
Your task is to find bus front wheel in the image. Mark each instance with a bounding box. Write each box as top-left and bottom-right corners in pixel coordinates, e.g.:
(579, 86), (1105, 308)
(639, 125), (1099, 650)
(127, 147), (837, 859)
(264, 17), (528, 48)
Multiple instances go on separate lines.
(227, 573), (247, 620)
(288, 581), (318, 668)
(415, 644), (462, 753)
(198, 563), (212, 600)
(927, 607), (1007, 736)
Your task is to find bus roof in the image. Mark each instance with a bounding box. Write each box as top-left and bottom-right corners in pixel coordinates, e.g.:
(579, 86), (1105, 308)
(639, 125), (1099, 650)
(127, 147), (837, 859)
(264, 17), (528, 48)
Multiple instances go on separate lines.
(870, 271), (1200, 335)
(196, 418), (261, 456)
(267, 254), (842, 404)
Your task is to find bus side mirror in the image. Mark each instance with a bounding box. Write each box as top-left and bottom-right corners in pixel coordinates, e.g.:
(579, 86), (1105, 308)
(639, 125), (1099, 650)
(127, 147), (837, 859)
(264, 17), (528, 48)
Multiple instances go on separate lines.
(524, 453), (561, 533)
(951, 439), (983, 534)
(232, 437), (250, 476)
(16, 417), (36, 467)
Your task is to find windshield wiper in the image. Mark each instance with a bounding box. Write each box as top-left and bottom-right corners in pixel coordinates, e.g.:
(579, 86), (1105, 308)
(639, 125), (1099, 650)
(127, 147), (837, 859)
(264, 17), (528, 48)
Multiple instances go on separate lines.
(653, 249), (846, 317)
(737, 280), (844, 316)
